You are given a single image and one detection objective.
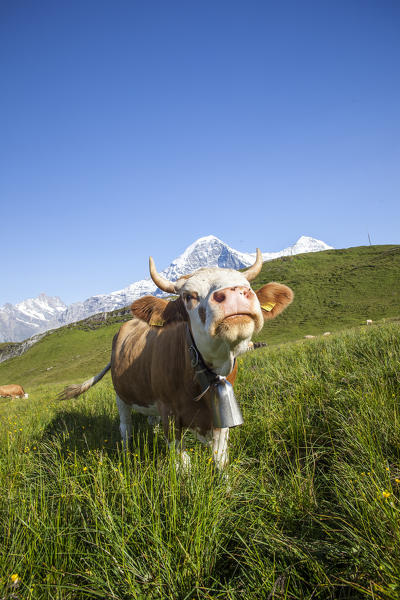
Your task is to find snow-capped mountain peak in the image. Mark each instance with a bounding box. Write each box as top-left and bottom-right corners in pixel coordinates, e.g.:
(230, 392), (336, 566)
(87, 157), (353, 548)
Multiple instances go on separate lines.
(15, 293), (66, 322)
(290, 236), (332, 254)
(162, 235), (254, 280)
(0, 294), (67, 343)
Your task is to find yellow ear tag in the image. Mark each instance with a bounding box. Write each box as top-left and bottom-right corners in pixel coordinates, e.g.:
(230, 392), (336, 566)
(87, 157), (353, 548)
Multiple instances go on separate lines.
(261, 302), (276, 312)
(149, 318), (165, 327)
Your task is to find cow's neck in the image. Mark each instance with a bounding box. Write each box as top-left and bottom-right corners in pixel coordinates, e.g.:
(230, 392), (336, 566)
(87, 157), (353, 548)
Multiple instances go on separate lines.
(188, 326), (248, 377)
(206, 352), (235, 377)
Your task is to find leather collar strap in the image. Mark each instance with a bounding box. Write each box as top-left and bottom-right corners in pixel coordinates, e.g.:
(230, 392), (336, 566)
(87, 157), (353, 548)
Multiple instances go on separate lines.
(185, 324), (235, 402)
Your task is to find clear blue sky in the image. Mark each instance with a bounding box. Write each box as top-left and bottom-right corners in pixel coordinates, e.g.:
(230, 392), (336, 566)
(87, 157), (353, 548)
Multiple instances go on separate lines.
(1, 0), (399, 306)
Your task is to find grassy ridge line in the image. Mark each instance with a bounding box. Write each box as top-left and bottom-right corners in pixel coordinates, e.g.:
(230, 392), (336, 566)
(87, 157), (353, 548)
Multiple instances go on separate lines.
(0, 307), (132, 361)
(0, 341), (18, 351)
(0, 309), (133, 391)
(0, 323), (399, 598)
(0, 323), (119, 391)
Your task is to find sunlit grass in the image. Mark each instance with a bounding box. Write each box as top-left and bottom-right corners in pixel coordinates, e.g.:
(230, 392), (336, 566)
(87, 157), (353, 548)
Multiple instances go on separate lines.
(1, 322), (399, 598)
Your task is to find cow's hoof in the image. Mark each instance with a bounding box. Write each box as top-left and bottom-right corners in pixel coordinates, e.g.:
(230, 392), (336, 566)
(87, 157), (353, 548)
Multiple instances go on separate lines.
(175, 451), (191, 475)
(212, 468), (231, 490)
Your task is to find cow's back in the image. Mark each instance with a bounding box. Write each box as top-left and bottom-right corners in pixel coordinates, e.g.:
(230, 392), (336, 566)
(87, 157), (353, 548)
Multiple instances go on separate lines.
(111, 318), (194, 407)
(0, 384), (25, 397)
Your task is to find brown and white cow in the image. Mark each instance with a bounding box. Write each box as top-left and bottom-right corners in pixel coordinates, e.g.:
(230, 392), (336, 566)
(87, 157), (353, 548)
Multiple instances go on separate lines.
(59, 250), (293, 469)
(0, 384), (28, 399)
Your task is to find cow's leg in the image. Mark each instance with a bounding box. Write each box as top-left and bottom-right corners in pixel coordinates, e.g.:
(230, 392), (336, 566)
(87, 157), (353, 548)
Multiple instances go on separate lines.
(168, 438), (191, 472)
(116, 395), (132, 449)
(147, 414), (161, 428)
(212, 427), (230, 470)
(158, 402), (191, 472)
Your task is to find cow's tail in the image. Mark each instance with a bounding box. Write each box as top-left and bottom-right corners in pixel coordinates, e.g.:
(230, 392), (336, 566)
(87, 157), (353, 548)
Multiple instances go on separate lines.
(57, 362), (111, 401)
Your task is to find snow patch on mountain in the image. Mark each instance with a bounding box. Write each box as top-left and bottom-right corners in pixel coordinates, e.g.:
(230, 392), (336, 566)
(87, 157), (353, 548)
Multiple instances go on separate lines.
(163, 235), (254, 279)
(259, 235), (333, 261)
(0, 294), (67, 343)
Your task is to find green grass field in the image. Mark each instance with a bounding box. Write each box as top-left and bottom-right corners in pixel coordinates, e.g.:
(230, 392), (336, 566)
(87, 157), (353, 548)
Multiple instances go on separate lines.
(1, 321), (399, 599)
(1, 245), (399, 598)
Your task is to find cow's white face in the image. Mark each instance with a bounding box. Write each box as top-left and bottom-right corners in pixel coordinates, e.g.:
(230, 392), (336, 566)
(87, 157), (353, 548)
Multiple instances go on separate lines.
(175, 268), (264, 374)
(149, 249), (293, 376)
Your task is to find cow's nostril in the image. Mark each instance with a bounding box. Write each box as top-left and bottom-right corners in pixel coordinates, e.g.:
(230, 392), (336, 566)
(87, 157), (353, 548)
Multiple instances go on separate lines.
(213, 291), (226, 303)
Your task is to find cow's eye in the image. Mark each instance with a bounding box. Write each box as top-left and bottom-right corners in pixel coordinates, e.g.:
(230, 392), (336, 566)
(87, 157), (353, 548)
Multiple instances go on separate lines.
(184, 292), (198, 305)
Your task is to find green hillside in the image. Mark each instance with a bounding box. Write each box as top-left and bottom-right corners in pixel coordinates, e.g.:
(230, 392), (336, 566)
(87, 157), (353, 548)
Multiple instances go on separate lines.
(1, 321), (399, 598)
(0, 322), (122, 392)
(253, 244), (400, 344)
(0, 244), (399, 392)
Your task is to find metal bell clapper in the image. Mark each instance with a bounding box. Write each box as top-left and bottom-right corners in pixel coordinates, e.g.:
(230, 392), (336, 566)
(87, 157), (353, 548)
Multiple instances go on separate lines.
(211, 376), (244, 428)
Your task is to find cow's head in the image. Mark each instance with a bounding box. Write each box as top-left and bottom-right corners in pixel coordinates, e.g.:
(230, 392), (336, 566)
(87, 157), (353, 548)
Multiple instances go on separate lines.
(149, 250), (293, 375)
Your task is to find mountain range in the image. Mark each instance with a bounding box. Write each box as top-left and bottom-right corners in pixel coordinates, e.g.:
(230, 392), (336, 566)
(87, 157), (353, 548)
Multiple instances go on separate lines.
(0, 235), (332, 342)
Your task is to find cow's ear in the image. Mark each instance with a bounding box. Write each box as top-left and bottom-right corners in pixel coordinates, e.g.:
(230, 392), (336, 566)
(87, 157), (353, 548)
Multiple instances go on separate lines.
(163, 296), (189, 324)
(130, 296), (169, 324)
(255, 282), (294, 320)
(131, 295), (188, 326)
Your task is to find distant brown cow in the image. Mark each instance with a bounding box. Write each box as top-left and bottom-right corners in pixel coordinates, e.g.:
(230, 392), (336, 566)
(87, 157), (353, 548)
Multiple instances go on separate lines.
(59, 250), (293, 469)
(0, 384), (28, 399)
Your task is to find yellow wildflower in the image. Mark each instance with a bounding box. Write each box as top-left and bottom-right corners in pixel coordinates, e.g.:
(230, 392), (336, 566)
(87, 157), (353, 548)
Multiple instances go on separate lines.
(382, 490), (391, 499)
(11, 574), (20, 584)
(395, 479), (400, 484)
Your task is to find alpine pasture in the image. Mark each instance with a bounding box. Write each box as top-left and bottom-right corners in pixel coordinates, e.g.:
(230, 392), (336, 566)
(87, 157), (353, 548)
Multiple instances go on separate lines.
(0, 246), (399, 599)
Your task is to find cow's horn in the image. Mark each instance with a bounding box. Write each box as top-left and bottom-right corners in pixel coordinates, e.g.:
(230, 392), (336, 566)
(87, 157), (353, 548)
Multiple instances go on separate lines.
(242, 248), (263, 281)
(149, 257), (176, 294)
